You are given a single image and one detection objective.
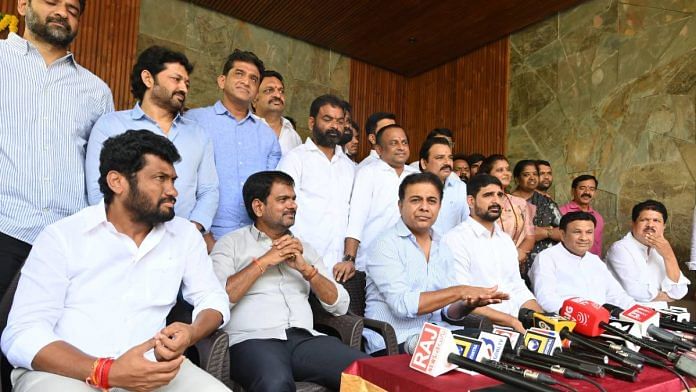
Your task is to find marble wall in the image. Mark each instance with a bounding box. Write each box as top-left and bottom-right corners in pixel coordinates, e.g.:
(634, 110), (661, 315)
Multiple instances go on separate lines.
(138, 0), (350, 139)
(507, 0), (695, 262)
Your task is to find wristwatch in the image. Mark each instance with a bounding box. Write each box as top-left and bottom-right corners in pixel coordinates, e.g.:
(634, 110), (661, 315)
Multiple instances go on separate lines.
(342, 254), (356, 263)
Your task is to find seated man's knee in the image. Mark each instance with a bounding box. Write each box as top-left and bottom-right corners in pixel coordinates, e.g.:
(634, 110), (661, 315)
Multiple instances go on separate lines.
(245, 372), (295, 392)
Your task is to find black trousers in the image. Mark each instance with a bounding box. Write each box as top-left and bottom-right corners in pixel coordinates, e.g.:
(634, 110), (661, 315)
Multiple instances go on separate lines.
(229, 328), (369, 392)
(0, 232), (31, 301)
(0, 232), (31, 392)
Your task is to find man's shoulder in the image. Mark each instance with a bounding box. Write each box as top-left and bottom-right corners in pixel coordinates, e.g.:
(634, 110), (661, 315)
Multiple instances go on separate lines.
(73, 62), (112, 94)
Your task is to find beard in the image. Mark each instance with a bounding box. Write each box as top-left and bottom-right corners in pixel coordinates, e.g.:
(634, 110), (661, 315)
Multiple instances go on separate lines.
(151, 83), (185, 113)
(25, 5), (77, 48)
(313, 124), (341, 148)
(537, 182), (551, 192)
(475, 205), (501, 222)
(126, 177), (176, 226)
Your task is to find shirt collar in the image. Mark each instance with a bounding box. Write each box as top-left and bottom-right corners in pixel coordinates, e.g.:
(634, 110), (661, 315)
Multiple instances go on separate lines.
(558, 242), (590, 261)
(6, 32), (76, 66)
(130, 102), (184, 124)
(249, 224), (294, 243)
(467, 218), (503, 239)
(395, 219), (440, 242)
(626, 231), (650, 253)
(565, 200), (595, 213)
(214, 100), (255, 123)
(304, 138), (346, 159)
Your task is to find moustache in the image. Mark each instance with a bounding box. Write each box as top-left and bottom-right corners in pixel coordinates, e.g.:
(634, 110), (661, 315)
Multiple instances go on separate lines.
(283, 210), (296, 217)
(158, 197), (176, 206)
(173, 91), (186, 99)
(325, 129), (341, 138)
(440, 165), (452, 171)
(581, 193), (592, 198)
(643, 227), (656, 233)
(46, 15), (71, 31)
(269, 98), (283, 104)
(488, 204), (501, 212)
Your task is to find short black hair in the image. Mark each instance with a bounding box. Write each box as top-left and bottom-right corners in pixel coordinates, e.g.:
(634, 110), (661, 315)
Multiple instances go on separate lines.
(284, 116), (297, 129)
(536, 160), (551, 168)
(466, 153), (485, 166)
(513, 159), (538, 178)
(309, 94), (345, 118)
(221, 49), (265, 78)
(453, 152), (468, 161)
(375, 124), (405, 146)
(426, 128), (453, 140)
(365, 112), (396, 137)
(242, 171), (294, 223)
(478, 154), (508, 175)
(419, 137), (451, 162)
(467, 174), (503, 197)
(262, 70), (284, 85)
(560, 211), (597, 230)
(398, 172), (444, 202)
(631, 199), (668, 223)
(131, 46), (193, 101)
(99, 130), (181, 204)
(341, 101), (353, 116)
(571, 174), (598, 189)
(350, 120), (360, 133)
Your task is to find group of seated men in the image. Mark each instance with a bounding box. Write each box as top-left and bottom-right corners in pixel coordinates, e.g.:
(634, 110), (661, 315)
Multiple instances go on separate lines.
(1, 1), (692, 392)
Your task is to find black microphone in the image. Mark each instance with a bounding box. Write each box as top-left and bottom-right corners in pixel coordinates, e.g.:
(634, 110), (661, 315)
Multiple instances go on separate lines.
(554, 351), (637, 382)
(480, 358), (559, 385)
(447, 353), (557, 392)
(501, 353), (585, 380)
(516, 347), (605, 377)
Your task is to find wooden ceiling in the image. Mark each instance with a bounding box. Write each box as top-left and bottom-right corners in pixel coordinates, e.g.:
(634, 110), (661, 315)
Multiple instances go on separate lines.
(191, 0), (585, 76)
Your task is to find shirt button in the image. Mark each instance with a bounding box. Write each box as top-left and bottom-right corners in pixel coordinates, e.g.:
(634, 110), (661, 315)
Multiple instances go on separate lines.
(42, 208), (49, 213)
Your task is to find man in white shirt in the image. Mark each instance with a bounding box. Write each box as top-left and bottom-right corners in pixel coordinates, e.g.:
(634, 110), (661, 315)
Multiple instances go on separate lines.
(344, 124), (418, 273)
(530, 211), (636, 313)
(254, 70), (302, 154)
(277, 94), (355, 280)
(606, 200), (690, 304)
(356, 112), (396, 170)
(419, 137), (468, 234)
(443, 175), (541, 332)
(2, 130), (230, 392)
(211, 171), (367, 392)
(409, 128), (454, 169)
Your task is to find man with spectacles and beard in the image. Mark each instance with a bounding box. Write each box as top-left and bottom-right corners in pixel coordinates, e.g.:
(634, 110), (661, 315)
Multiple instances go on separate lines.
(0, 0), (114, 302)
(211, 171), (367, 392)
(2, 130), (230, 391)
(443, 175), (541, 332)
(606, 200), (689, 306)
(419, 138), (469, 234)
(277, 95), (356, 281)
(86, 46), (218, 252)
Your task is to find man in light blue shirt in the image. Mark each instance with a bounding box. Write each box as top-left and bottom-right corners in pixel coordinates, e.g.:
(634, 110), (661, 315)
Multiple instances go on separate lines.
(0, 0), (113, 299)
(364, 172), (508, 355)
(186, 49), (281, 240)
(418, 137), (469, 234)
(85, 46), (218, 250)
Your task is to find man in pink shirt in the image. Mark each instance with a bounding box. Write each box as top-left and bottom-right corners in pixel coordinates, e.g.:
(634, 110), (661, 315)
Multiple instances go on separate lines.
(559, 174), (605, 256)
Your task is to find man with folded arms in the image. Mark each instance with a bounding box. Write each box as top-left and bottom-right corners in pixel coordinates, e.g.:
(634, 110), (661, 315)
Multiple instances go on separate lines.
(2, 130), (230, 391)
(530, 211), (635, 313)
(365, 172), (508, 355)
(211, 171), (367, 392)
(606, 200), (690, 305)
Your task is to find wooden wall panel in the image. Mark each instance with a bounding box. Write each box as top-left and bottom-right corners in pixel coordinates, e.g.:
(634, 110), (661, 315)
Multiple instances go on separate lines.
(1, 0), (140, 110)
(349, 60), (407, 160)
(350, 37), (510, 162)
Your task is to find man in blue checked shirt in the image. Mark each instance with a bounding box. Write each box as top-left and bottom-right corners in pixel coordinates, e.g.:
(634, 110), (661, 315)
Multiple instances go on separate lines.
(186, 49), (281, 241)
(364, 172), (509, 355)
(0, 0), (114, 300)
(85, 46), (218, 252)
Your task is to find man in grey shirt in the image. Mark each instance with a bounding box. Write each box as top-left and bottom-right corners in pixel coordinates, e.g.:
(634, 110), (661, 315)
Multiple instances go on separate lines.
(211, 171), (367, 392)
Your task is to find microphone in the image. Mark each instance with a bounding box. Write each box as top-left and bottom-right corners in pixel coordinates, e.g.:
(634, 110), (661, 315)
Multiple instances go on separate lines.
(604, 304), (694, 352)
(408, 323), (557, 391)
(519, 308), (644, 370)
(501, 353), (586, 380)
(562, 299), (675, 361)
(515, 347), (605, 377)
(480, 358), (558, 385)
(553, 350), (638, 382)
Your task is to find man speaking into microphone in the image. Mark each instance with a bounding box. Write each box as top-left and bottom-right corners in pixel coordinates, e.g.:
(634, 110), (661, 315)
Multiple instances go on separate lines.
(529, 211), (636, 313)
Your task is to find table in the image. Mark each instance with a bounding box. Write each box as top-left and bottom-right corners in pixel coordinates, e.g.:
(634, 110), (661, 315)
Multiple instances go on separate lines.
(341, 354), (693, 392)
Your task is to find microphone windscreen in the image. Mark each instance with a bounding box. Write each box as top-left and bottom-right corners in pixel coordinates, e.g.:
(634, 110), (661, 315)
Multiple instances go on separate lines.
(560, 298), (609, 337)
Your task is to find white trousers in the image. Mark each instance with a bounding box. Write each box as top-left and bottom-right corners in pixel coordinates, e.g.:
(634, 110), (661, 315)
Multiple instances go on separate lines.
(11, 358), (232, 392)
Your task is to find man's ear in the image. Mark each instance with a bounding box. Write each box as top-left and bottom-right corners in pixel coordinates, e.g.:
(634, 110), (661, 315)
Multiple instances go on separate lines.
(251, 198), (264, 219)
(467, 195), (475, 210)
(374, 143), (383, 157)
(368, 134), (376, 146)
(17, 0), (28, 16)
(106, 171), (127, 198)
(217, 74), (226, 90)
(308, 116), (315, 132)
(141, 70), (154, 89)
